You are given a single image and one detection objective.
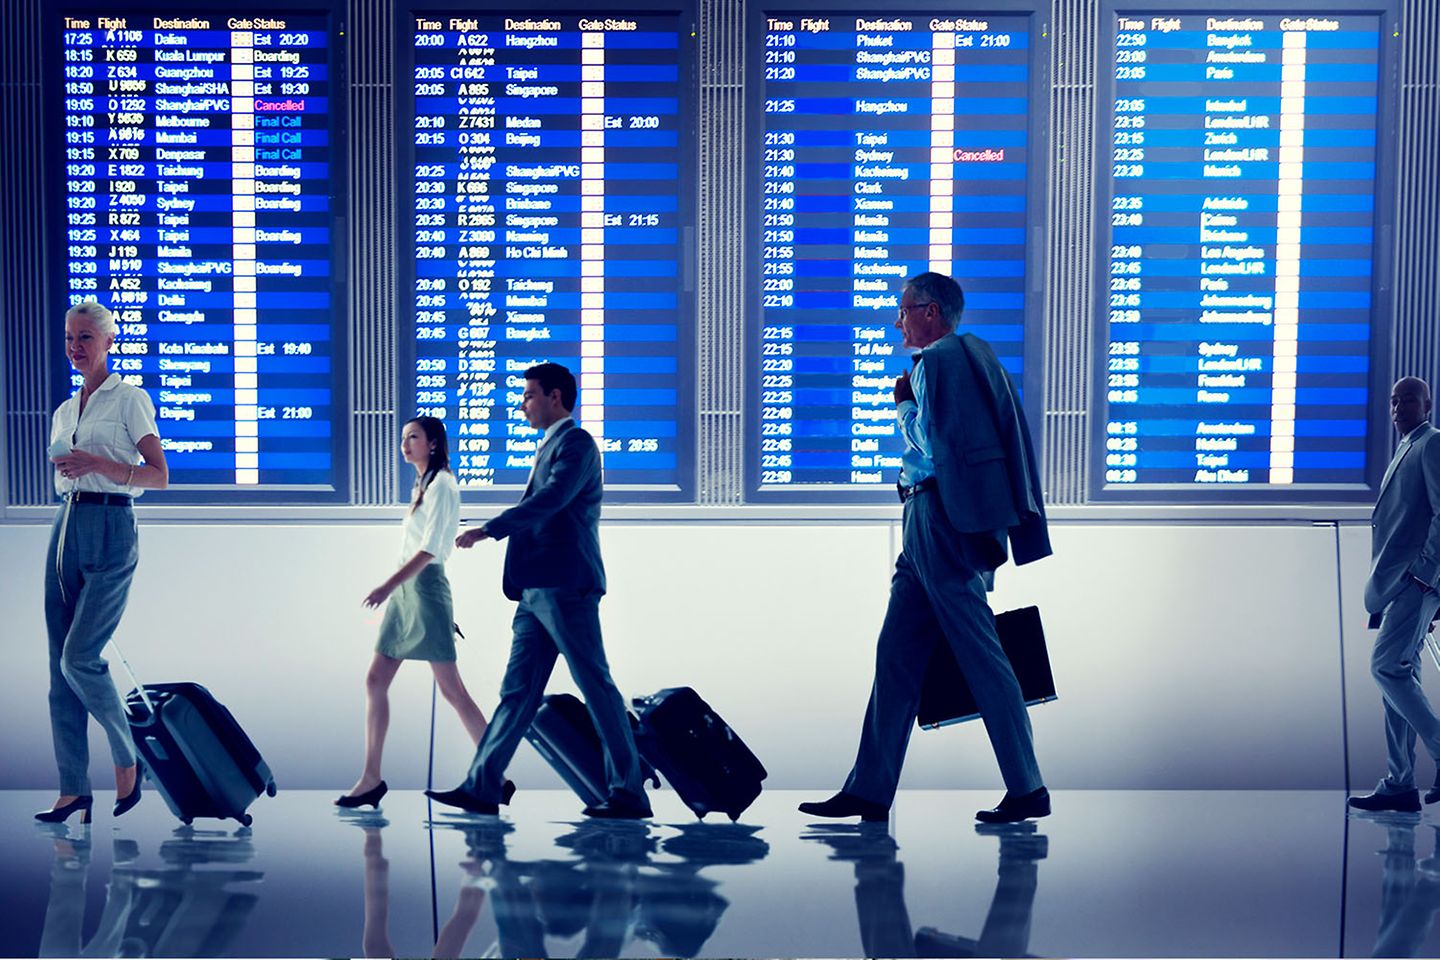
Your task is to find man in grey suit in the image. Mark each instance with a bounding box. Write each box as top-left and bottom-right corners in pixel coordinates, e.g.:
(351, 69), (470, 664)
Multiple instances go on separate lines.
(1350, 376), (1440, 814)
(800, 272), (1053, 825)
(427, 362), (651, 819)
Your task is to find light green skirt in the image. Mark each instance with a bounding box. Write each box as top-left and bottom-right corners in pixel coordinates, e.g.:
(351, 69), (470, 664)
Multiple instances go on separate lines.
(375, 563), (456, 662)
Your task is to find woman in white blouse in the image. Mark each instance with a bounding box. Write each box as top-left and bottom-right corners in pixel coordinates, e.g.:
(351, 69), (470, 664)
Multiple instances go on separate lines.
(37, 301), (168, 826)
(338, 416), (492, 808)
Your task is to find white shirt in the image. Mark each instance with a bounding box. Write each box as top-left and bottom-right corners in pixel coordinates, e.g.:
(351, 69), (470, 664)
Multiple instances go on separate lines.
(400, 469), (461, 566)
(50, 374), (159, 498)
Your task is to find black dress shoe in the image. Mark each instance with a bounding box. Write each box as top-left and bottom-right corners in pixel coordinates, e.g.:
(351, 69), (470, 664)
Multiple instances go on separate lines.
(424, 787), (498, 816)
(1349, 789), (1421, 813)
(582, 795), (653, 820)
(113, 773), (143, 818)
(35, 795), (93, 824)
(336, 781), (388, 809)
(976, 786), (1050, 824)
(797, 791), (889, 823)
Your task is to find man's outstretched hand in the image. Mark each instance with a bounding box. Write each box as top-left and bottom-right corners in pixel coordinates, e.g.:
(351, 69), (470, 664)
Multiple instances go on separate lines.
(456, 527), (491, 549)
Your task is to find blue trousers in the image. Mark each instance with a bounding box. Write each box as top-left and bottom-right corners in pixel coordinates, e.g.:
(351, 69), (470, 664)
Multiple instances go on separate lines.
(843, 490), (1043, 804)
(1372, 581), (1440, 794)
(44, 501), (139, 794)
(463, 587), (645, 804)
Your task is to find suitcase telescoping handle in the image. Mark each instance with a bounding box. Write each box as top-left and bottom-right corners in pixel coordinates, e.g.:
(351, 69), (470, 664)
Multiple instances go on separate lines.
(107, 637), (157, 718)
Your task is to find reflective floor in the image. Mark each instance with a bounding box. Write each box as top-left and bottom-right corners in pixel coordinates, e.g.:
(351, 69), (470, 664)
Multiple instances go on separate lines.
(1, 788), (1437, 957)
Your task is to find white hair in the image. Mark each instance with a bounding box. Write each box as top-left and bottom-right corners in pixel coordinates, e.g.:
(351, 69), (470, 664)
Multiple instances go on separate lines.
(66, 301), (117, 336)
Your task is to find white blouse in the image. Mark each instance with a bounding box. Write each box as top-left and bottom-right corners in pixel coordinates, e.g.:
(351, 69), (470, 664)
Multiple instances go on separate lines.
(399, 469), (460, 566)
(50, 374), (159, 498)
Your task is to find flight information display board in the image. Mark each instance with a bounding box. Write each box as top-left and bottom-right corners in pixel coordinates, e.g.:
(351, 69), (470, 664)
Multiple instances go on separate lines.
(50, 8), (346, 497)
(746, 6), (1046, 500)
(400, 6), (694, 500)
(1092, 5), (1397, 500)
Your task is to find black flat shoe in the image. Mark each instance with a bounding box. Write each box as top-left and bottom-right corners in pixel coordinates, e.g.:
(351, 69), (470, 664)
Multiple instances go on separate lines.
(582, 795), (653, 820)
(798, 791), (889, 823)
(501, 780), (516, 806)
(113, 775), (143, 819)
(336, 781), (388, 809)
(1349, 789), (1421, 813)
(425, 787), (498, 816)
(35, 795), (93, 824)
(976, 786), (1050, 824)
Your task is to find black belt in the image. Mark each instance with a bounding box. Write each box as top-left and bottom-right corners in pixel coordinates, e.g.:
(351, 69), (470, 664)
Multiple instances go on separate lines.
(66, 492), (132, 506)
(897, 477), (937, 503)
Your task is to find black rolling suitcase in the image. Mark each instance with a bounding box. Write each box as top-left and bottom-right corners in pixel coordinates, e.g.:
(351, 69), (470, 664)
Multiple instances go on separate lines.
(122, 676), (276, 827)
(525, 693), (658, 807)
(632, 687), (767, 821)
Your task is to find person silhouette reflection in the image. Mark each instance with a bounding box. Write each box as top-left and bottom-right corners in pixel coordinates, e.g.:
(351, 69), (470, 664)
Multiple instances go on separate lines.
(801, 821), (1047, 958)
(1371, 822), (1440, 957)
(353, 814), (505, 959)
(38, 825), (262, 959)
(38, 832), (140, 958)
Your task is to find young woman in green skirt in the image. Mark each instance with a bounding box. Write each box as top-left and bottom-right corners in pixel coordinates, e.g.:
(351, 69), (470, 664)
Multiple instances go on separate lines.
(337, 416), (490, 808)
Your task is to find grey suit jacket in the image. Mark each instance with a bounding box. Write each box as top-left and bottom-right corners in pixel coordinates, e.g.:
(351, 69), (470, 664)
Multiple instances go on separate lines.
(485, 419), (606, 602)
(1365, 421), (1440, 614)
(920, 332), (1051, 570)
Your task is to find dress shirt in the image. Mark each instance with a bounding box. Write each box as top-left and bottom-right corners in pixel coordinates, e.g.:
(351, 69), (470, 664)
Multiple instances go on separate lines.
(49, 373), (158, 498)
(897, 357), (935, 488)
(400, 469), (461, 565)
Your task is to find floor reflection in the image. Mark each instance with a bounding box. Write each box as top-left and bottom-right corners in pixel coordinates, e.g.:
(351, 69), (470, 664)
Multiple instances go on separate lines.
(1, 789), (1392, 957)
(1363, 818), (1440, 957)
(422, 816), (769, 957)
(801, 819), (1046, 958)
(37, 822), (262, 958)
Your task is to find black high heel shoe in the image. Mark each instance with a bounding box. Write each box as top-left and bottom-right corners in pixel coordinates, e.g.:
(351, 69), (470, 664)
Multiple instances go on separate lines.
(35, 796), (93, 824)
(501, 780), (516, 806)
(113, 771), (143, 818)
(336, 780), (388, 809)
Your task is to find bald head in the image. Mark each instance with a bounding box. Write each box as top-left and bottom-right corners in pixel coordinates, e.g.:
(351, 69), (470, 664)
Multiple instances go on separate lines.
(1391, 377), (1432, 436)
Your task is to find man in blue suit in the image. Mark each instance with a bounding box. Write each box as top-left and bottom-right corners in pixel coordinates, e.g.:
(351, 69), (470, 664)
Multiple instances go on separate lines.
(1350, 376), (1440, 814)
(800, 272), (1053, 824)
(427, 362), (651, 819)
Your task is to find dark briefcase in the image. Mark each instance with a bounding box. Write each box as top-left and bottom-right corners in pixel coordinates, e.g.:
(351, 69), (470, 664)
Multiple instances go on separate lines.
(917, 605), (1057, 730)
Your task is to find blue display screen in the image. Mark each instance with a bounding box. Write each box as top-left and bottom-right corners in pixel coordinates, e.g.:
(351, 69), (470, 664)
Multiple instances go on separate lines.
(1093, 8), (1394, 498)
(401, 10), (694, 499)
(52, 11), (345, 495)
(747, 9), (1043, 498)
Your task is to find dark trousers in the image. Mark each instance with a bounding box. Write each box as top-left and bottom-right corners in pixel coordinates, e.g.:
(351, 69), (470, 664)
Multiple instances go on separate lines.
(843, 489), (1042, 804)
(463, 587), (645, 803)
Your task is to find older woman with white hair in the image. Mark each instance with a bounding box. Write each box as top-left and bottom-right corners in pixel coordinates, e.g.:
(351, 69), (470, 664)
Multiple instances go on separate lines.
(36, 301), (168, 825)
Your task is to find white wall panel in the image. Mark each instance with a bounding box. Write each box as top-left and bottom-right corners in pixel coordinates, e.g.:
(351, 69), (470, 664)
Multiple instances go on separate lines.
(0, 521), (1351, 791)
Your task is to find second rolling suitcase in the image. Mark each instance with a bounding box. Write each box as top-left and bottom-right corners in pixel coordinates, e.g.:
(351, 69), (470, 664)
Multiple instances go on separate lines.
(525, 692), (659, 807)
(632, 687), (767, 821)
(125, 682), (276, 826)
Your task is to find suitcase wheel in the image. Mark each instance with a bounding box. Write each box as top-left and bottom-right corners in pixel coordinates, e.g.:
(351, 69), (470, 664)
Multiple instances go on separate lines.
(239, 813), (253, 827)
(266, 781), (277, 797)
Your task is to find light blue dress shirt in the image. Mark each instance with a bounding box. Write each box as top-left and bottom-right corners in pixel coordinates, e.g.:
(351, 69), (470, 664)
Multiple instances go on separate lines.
(898, 356), (935, 488)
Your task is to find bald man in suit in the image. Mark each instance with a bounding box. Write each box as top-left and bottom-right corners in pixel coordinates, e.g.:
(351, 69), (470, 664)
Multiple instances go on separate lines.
(1350, 377), (1440, 814)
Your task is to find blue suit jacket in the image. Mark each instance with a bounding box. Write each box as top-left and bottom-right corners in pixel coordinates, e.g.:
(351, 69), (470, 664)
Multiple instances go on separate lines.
(1366, 422), (1440, 615)
(919, 332), (1051, 570)
(484, 420), (606, 602)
